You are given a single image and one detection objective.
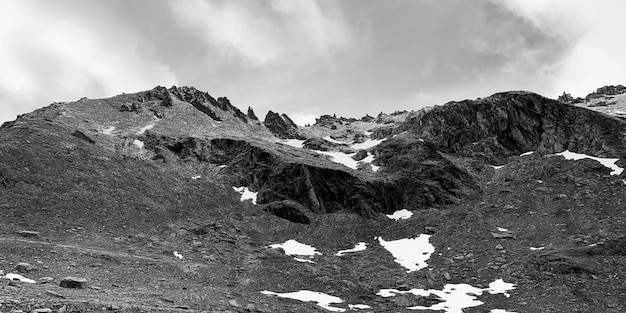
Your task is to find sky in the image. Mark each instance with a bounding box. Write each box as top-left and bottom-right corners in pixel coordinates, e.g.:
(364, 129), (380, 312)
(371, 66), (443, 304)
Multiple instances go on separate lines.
(1, 0), (625, 125)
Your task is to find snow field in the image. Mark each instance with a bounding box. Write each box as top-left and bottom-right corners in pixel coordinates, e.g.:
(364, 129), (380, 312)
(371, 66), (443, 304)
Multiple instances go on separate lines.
(232, 186), (258, 204)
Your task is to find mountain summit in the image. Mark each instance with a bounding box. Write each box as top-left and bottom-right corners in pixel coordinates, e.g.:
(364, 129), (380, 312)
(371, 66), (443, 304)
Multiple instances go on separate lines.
(1, 86), (624, 312)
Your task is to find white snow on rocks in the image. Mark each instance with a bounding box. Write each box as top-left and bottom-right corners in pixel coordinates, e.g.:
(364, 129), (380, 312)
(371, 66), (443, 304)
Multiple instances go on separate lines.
(269, 239), (321, 263)
(377, 279), (516, 313)
(136, 123), (155, 135)
(335, 242), (367, 256)
(4, 273), (36, 283)
(348, 304), (372, 310)
(491, 310), (518, 313)
(191, 175), (201, 180)
(491, 165), (504, 169)
(386, 209), (413, 220)
(261, 290), (346, 312)
(497, 227), (509, 232)
(377, 235), (434, 272)
(232, 186), (258, 204)
(529, 246), (545, 251)
(551, 150), (623, 175)
(132, 139), (144, 148)
(173, 251), (183, 260)
(520, 151), (534, 156)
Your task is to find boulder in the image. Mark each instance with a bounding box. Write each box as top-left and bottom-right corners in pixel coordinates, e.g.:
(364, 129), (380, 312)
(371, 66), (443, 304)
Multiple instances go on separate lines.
(263, 111), (304, 139)
(59, 277), (87, 289)
(14, 263), (36, 273)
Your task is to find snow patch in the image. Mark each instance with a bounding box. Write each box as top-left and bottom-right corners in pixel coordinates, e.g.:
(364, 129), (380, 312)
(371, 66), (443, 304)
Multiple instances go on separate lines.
(318, 151), (359, 169)
(491, 310), (517, 313)
(282, 139), (305, 148)
(520, 151), (534, 156)
(491, 165), (504, 169)
(261, 290), (345, 312)
(191, 175), (201, 180)
(102, 126), (116, 135)
(232, 186), (258, 204)
(324, 136), (347, 144)
(335, 242), (367, 256)
(551, 150), (623, 175)
(351, 138), (386, 150)
(218, 165), (227, 169)
(269, 239), (321, 263)
(386, 209), (413, 220)
(530, 246), (544, 251)
(4, 273), (36, 283)
(136, 123), (155, 135)
(132, 139), (144, 148)
(496, 227), (509, 232)
(377, 279), (516, 313)
(348, 304), (372, 310)
(173, 251), (183, 260)
(377, 235), (434, 272)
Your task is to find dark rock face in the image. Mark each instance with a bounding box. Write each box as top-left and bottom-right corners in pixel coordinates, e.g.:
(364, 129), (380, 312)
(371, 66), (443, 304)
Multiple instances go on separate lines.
(263, 111), (304, 139)
(352, 150), (368, 161)
(71, 130), (95, 144)
(262, 200), (311, 224)
(119, 103), (142, 113)
(403, 91), (626, 164)
(59, 277), (87, 289)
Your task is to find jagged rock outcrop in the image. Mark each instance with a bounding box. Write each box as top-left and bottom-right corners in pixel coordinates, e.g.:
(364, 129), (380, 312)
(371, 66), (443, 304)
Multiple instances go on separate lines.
(247, 107), (259, 121)
(302, 137), (353, 153)
(263, 111), (304, 139)
(585, 85), (626, 100)
(402, 91), (626, 164)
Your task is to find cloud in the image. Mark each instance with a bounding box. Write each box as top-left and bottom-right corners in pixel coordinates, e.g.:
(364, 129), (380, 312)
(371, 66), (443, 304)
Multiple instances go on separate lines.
(170, 0), (352, 67)
(0, 1), (177, 123)
(493, 0), (626, 97)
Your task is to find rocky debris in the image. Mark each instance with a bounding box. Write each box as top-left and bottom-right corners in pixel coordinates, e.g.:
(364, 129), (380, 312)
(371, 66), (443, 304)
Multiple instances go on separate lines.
(59, 277), (87, 289)
(352, 150), (368, 161)
(119, 103), (142, 113)
(170, 86), (222, 121)
(495, 244), (504, 250)
(360, 114), (375, 122)
(262, 200), (312, 224)
(71, 130), (95, 145)
(139, 86), (172, 107)
(263, 111), (304, 139)
(17, 230), (40, 238)
(424, 227), (437, 234)
(14, 263), (36, 273)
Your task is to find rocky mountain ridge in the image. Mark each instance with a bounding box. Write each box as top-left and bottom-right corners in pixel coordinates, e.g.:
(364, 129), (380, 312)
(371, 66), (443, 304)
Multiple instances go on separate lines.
(1, 85), (625, 312)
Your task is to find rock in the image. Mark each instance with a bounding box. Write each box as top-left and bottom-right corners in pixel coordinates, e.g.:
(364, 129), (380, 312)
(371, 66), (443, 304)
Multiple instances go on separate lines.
(14, 263), (36, 273)
(45, 290), (66, 299)
(262, 200), (311, 224)
(17, 230), (40, 238)
(302, 137), (351, 152)
(352, 150), (368, 161)
(228, 300), (241, 308)
(424, 227), (437, 235)
(39, 277), (54, 284)
(245, 304), (256, 311)
(495, 244), (504, 250)
(263, 111), (304, 139)
(119, 103), (142, 113)
(0, 270), (4, 276)
(106, 304), (121, 311)
(443, 272), (452, 280)
(247, 107), (259, 121)
(59, 277), (87, 289)
(491, 232), (516, 239)
(71, 130), (95, 145)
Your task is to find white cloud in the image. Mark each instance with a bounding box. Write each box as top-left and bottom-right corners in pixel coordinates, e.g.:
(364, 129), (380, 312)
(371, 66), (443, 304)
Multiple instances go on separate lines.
(170, 0), (352, 67)
(0, 1), (177, 123)
(494, 0), (626, 97)
(290, 112), (318, 126)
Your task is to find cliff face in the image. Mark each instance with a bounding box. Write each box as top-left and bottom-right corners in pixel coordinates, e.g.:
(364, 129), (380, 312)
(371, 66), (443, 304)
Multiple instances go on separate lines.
(403, 91), (626, 164)
(263, 111), (304, 139)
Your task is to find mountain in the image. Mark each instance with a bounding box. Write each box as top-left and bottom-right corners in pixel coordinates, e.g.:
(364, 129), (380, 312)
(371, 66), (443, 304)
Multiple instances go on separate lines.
(0, 86), (624, 312)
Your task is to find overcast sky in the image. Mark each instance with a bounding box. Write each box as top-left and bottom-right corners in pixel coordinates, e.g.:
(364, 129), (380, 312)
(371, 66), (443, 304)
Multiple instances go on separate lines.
(1, 0), (625, 125)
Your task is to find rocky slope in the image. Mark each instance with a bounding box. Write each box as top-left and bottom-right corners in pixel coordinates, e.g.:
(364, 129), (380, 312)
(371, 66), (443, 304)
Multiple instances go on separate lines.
(0, 86), (624, 312)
